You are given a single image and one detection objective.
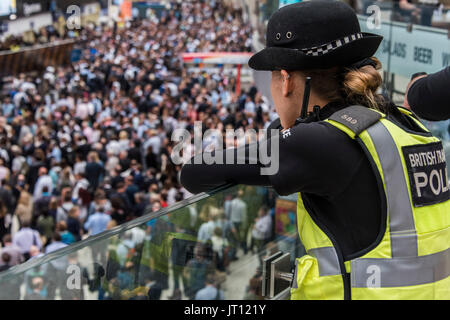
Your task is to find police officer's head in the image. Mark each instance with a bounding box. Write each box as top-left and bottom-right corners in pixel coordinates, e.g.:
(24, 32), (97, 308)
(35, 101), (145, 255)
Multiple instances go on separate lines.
(248, 1), (385, 129)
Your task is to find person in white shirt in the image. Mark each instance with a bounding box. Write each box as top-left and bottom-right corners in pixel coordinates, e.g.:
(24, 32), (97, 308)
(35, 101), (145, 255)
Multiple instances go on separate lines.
(195, 273), (225, 300)
(143, 129), (162, 156)
(12, 221), (42, 260)
(244, 96), (256, 116)
(197, 212), (216, 243)
(229, 190), (248, 257)
(75, 96), (94, 120)
(73, 154), (86, 176)
(210, 226), (229, 272)
(0, 234), (24, 267)
(10, 146), (25, 174)
(57, 192), (74, 223)
(44, 232), (69, 299)
(251, 206), (272, 253)
(33, 167), (54, 199)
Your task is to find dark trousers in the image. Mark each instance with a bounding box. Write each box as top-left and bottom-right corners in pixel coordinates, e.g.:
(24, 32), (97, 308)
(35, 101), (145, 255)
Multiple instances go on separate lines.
(232, 222), (247, 255)
(172, 264), (187, 291)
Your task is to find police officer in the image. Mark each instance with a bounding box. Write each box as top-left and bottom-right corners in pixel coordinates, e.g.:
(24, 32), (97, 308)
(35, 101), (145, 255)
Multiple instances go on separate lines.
(180, 1), (449, 300)
(406, 67), (450, 121)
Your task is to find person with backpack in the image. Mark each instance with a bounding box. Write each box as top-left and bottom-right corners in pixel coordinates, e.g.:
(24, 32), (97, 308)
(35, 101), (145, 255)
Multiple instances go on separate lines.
(56, 192), (74, 223)
(12, 220), (42, 260)
(67, 206), (82, 241)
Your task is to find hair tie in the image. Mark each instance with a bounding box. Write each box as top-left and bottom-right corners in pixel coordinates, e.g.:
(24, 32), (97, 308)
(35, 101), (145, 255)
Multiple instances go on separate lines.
(348, 58), (377, 70)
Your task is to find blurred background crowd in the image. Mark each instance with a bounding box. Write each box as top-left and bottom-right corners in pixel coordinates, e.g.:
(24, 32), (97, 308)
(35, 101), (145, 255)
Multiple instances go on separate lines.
(0, 0), (448, 301)
(0, 183), (278, 300)
(0, 0), (278, 279)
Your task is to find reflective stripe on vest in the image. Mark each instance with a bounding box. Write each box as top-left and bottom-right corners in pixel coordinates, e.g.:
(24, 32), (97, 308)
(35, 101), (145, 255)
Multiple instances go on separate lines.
(310, 120), (449, 288)
(309, 247), (341, 277)
(366, 121), (418, 258)
(351, 247), (450, 288)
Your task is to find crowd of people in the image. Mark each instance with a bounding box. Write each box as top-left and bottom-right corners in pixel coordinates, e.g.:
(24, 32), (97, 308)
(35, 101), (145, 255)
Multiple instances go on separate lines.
(0, 0), (281, 299)
(0, 185), (277, 300)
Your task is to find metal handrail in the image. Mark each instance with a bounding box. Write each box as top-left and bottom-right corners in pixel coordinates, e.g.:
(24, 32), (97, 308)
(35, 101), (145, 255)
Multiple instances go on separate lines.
(0, 39), (76, 56)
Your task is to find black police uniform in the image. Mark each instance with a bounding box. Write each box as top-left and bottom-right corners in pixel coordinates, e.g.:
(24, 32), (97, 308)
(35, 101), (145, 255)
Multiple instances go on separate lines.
(181, 1), (416, 261)
(408, 66), (450, 121)
(180, 101), (430, 260)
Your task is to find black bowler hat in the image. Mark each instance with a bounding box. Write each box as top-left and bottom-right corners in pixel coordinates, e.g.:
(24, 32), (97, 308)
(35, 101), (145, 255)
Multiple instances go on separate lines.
(248, 0), (383, 71)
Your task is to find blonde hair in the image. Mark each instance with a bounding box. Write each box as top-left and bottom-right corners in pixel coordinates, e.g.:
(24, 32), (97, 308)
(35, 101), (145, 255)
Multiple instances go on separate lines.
(300, 57), (386, 112)
(68, 206), (79, 218)
(342, 57), (384, 110)
(106, 220), (117, 230)
(49, 197), (58, 210)
(18, 191), (31, 206)
(57, 220), (67, 232)
(119, 131), (128, 140)
(88, 151), (99, 163)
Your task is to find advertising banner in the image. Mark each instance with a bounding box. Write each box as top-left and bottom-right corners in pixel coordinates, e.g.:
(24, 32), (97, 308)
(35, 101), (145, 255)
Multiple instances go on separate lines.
(15, 0), (50, 17)
(359, 15), (450, 77)
(274, 199), (297, 237)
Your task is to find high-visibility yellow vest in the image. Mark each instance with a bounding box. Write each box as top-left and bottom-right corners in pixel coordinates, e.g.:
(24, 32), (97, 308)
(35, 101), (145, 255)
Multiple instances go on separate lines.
(290, 106), (450, 300)
(146, 231), (198, 274)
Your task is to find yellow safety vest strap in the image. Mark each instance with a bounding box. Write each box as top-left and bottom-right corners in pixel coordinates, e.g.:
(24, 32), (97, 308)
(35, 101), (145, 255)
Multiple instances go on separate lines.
(307, 116), (420, 281)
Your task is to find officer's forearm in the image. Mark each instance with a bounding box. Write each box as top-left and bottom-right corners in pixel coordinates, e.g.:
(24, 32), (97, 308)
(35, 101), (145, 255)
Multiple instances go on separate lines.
(179, 143), (271, 194)
(408, 66), (450, 121)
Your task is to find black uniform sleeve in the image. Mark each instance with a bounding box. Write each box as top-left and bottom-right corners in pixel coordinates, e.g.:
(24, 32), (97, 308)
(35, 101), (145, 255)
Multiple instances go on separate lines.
(408, 66), (450, 121)
(266, 121), (367, 196)
(180, 120), (367, 197)
(179, 143), (271, 194)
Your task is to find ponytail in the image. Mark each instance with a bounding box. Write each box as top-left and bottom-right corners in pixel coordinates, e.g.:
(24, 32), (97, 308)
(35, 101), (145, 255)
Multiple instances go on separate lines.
(299, 57), (387, 112)
(342, 57), (386, 111)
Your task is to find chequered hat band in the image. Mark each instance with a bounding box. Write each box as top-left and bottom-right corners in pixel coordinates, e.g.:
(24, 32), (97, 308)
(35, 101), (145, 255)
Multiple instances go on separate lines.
(300, 32), (363, 56)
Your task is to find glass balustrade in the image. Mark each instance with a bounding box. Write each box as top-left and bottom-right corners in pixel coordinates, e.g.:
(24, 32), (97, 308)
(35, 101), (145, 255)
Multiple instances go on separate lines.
(0, 184), (305, 300)
(2, 0), (448, 301)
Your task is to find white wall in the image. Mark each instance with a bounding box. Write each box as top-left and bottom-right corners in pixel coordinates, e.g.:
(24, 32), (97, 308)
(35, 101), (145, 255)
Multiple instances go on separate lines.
(3, 12), (53, 37)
